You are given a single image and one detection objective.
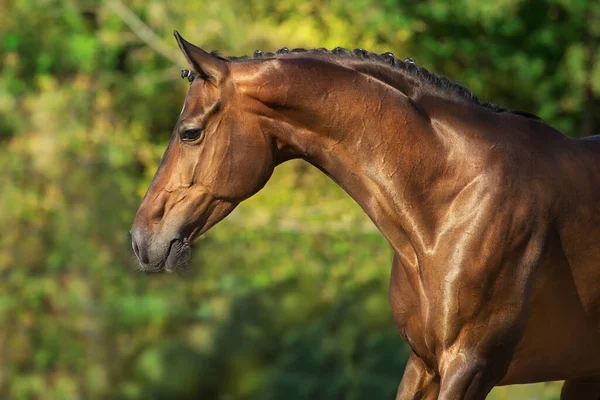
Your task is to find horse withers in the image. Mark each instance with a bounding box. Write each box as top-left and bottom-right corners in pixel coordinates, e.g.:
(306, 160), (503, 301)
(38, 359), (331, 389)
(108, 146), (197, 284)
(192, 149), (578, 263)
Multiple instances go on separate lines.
(131, 31), (600, 399)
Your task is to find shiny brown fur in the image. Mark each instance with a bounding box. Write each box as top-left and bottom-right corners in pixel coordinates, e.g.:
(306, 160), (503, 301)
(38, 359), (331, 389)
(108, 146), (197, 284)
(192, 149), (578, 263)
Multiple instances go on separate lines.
(131, 32), (600, 399)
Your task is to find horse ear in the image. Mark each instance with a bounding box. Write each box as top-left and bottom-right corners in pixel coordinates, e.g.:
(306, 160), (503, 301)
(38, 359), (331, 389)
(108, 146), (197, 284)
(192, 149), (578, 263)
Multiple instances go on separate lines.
(173, 30), (228, 83)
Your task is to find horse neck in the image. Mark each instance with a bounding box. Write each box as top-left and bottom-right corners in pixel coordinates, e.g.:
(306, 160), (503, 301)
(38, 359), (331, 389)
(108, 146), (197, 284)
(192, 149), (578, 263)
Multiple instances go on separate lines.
(241, 58), (459, 255)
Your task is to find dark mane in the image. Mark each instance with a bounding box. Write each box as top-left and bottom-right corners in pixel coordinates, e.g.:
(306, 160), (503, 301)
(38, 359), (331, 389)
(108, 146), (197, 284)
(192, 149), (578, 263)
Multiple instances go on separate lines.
(204, 47), (541, 120)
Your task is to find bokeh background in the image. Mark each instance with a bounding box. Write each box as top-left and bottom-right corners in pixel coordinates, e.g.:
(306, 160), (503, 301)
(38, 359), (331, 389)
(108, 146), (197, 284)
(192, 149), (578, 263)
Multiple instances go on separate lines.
(1, 0), (599, 399)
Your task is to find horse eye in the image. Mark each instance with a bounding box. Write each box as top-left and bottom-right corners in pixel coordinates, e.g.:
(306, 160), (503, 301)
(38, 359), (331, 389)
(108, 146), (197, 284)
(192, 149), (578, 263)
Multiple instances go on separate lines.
(180, 128), (204, 142)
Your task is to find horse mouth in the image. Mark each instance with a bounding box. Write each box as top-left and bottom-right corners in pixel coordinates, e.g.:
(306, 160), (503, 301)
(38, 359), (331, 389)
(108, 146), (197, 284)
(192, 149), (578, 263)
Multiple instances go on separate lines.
(137, 199), (235, 273)
(137, 238), (191, 273)
(164, 237), (191, 272)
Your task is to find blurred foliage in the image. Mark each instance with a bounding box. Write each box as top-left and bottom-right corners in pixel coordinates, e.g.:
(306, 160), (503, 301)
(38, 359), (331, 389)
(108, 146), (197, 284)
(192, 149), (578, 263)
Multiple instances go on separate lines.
(0, 0), (597, 398)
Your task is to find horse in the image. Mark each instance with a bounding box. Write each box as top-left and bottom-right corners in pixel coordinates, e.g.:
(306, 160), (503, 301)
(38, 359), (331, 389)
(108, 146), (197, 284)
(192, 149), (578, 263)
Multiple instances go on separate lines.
(130, 31), (600, 399)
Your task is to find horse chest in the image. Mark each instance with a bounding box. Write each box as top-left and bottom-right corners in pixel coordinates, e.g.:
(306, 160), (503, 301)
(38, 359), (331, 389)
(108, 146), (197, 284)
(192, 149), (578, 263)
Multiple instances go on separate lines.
(389, 258), (438, 365)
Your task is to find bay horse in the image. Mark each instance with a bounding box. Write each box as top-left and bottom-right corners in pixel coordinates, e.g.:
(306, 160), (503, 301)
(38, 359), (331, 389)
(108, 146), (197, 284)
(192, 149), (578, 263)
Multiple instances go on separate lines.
(130, 31), (600, 399)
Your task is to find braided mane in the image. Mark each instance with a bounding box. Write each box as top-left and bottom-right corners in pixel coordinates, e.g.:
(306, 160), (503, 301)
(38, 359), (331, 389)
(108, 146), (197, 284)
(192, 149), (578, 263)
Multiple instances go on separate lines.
(181, 46), (541, 120)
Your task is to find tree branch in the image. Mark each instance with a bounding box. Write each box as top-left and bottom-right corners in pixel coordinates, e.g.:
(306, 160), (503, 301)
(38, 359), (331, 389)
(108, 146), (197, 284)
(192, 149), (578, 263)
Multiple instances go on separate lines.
(104, 0), (181, 65)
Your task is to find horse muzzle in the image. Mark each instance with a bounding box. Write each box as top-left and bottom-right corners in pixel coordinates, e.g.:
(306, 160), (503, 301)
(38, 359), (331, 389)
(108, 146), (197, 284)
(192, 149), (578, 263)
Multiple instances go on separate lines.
(130, 226), (191, 272)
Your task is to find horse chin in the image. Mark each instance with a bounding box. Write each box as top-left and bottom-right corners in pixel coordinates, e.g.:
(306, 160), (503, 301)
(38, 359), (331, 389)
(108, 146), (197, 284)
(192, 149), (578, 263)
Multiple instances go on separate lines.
(164, 238), (192, 272)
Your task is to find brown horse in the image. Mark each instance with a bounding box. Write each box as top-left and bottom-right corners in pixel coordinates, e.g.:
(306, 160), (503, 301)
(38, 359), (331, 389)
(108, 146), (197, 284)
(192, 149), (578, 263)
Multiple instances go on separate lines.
(130, 31), (600, 399)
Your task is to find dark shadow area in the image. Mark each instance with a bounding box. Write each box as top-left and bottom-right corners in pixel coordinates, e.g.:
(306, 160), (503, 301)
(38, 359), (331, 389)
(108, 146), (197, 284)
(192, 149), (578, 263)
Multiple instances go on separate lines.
(126, 279), (411, 400)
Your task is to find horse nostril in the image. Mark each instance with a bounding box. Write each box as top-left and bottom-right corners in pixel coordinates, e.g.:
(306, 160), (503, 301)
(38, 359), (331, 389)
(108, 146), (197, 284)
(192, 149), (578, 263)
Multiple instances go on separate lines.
(132, 237), (140, 258)
(131, 230), (150, 264)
